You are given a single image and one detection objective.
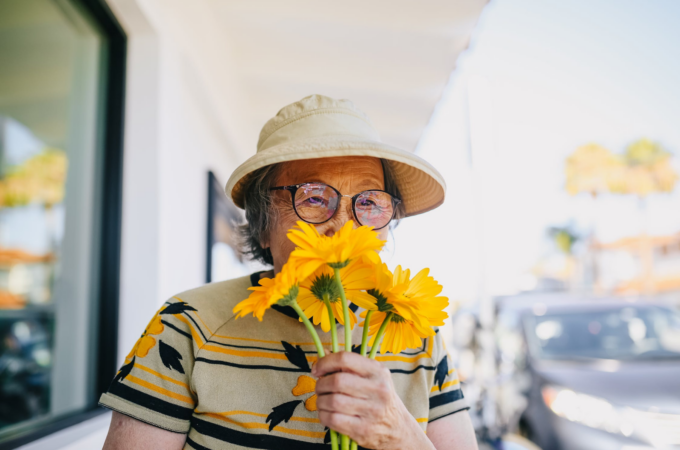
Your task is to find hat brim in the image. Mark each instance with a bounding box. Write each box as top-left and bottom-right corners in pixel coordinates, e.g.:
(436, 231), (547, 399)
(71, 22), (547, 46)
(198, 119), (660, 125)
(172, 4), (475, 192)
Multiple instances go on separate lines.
(226, 135), (446, 217)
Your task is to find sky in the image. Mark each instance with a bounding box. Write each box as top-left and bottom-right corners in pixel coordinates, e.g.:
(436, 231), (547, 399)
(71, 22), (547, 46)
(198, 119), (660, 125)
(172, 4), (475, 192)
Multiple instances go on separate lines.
(389, 0), (680, 304)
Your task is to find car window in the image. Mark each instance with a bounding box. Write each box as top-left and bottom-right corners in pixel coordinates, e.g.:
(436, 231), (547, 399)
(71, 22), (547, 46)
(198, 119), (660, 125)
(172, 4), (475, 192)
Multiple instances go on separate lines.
(524, 306), (680, 360)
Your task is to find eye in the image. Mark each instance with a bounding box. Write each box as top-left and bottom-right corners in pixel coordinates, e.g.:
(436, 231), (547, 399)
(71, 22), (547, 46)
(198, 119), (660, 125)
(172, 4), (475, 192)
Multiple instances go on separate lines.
(358, 197), (377, 207)
(306, 196), (326, 206)
(298, 193), (329, 208)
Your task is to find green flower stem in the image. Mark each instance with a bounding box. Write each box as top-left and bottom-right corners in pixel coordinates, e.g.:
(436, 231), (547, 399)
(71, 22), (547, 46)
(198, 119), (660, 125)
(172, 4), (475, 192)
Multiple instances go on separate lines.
(368, 312), (393, 359)
(323, 298), (340, 353)
(290, 302), (325, 358)
(354, 308), (374, 450)
(333, 268), (352, 353)
(360, 310), (374, 357)
(332, 268), (353, 450)
(291, 301), (340, 450)
(322, 299), (342, 449)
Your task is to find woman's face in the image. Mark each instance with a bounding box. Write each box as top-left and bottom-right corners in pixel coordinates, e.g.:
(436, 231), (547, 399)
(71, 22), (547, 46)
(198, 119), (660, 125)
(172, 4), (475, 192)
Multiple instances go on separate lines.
(266, 156), (389, 274)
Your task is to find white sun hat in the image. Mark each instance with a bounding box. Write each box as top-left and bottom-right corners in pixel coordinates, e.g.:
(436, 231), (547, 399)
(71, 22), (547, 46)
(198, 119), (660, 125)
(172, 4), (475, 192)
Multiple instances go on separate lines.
(226, 94), (446, 217)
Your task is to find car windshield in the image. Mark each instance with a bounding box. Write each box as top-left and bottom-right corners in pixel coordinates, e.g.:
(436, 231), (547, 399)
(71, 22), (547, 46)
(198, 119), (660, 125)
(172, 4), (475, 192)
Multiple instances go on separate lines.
(525, 306), (680, 361)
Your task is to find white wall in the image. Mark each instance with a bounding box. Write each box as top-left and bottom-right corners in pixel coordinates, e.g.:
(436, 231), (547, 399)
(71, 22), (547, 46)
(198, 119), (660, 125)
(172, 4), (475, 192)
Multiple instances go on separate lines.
(106, 0), (245, 369)
(18, 3), (247, 448)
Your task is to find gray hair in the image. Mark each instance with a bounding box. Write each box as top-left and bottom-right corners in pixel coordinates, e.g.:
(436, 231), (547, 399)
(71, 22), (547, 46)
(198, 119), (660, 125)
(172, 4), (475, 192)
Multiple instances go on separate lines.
(238, 159), (405, 266)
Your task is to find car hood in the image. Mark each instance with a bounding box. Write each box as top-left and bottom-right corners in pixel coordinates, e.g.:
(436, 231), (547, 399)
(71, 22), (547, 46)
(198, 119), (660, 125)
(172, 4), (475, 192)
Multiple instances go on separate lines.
(533, 358), (680, 414)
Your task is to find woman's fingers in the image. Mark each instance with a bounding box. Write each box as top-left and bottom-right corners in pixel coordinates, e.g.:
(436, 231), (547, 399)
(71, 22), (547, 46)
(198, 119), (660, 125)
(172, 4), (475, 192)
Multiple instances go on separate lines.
(315, 372), (373, 398)
(318, 410), (365, 437)
(312, 352), (406, 447)
(312, 351), (387, 379)
(316, 392), (379, 417)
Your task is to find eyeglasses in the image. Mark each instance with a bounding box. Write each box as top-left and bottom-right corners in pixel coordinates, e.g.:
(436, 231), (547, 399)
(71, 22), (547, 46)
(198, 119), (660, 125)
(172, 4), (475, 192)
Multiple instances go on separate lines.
(270, 182), (401, 230)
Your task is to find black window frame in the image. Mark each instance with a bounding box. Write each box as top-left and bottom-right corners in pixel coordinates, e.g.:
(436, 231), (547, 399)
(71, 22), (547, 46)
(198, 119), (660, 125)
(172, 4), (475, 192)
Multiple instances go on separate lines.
(0, 0), (126, 448)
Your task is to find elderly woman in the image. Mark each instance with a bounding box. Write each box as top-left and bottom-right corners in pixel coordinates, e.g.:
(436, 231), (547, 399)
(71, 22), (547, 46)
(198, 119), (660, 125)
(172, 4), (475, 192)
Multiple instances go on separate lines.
(101, 95), (478, 450)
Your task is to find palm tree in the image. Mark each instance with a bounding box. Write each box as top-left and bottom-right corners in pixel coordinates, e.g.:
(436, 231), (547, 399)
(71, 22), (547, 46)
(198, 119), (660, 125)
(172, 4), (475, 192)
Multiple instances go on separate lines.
(565, 143), (621, 197)
(613, 139), (678, 295)
(565, 144), (621, 291)
(611, 138), (678, 197)
(564, 140), (678, 294)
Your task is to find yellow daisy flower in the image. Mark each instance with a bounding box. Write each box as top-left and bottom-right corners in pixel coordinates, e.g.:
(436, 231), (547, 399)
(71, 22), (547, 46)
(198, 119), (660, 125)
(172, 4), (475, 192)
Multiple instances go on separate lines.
(287, 220), (385, 279)
(297, 259), (376, 332)
(361, 265), (449, 355)
(233, 262), (300, 321)
(363, 311), (428, 355)
(393, 266), (449, 327)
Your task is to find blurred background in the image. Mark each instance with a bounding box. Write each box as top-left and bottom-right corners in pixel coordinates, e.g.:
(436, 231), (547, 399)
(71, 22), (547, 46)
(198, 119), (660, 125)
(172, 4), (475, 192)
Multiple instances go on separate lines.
(0, 0), (678, 449)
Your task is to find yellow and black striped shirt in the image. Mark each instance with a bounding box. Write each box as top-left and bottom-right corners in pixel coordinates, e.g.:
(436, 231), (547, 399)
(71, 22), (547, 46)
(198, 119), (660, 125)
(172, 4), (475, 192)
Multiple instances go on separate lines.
(99, 273), (467, 449)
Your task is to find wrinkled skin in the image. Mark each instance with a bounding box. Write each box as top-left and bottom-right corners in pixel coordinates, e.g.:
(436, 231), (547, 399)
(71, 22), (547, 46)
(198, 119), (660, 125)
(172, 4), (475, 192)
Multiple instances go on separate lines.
(265, 156), (389, 274)
(313, 352), (435, 449)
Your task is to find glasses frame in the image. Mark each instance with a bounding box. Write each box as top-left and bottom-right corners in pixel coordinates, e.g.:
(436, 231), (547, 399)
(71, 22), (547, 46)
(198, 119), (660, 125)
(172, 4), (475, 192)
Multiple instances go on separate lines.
(270, 182), (402, 230)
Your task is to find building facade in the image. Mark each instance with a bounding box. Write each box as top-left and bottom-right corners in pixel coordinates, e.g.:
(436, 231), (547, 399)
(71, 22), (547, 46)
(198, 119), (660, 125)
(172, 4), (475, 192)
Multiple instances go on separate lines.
(0, 0), (486, 448)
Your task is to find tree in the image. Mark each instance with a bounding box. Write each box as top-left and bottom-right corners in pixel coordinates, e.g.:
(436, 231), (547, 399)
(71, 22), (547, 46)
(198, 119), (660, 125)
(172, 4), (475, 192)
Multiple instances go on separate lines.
(565, 143), (621, 197)
(547, 225), (579, 255)
(610, 138), (678, 197)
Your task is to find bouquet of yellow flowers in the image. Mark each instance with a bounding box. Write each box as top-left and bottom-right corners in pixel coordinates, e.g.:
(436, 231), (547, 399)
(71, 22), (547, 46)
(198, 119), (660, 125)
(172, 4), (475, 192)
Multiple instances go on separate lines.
(233, 221), (448, 450)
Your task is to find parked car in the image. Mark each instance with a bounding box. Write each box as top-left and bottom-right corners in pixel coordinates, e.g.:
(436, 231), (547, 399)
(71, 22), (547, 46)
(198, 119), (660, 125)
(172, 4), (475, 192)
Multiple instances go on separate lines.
(495, 296), (680, 450)
(0, 313), (52, 429)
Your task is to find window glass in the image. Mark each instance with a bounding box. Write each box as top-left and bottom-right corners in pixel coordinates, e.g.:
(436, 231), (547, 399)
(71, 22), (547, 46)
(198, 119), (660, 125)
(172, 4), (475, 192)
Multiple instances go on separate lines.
(525, 307), (680, 361)
(207, 172), (252, 282)
(0, 0), (105, 436)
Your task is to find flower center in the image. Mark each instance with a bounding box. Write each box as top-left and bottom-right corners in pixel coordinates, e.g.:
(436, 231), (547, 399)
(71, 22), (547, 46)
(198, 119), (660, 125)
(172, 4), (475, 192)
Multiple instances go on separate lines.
(277, 284), (299, 307)
(310, 274), (341, 303)
(368, 289), (393, 312)
(327, 260), (351, 269)
(391, 314), (406, 323)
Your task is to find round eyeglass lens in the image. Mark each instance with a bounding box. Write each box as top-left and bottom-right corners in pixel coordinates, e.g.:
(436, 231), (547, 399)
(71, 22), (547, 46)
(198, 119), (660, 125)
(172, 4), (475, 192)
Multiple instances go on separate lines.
(354, 191), (394, 229)
(294, 183), (339, 223)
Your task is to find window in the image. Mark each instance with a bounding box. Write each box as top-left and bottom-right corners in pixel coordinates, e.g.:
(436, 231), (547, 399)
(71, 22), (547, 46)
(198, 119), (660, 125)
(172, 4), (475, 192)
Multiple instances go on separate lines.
(206, 171), (251, 283)
(0, 0), (124, 446)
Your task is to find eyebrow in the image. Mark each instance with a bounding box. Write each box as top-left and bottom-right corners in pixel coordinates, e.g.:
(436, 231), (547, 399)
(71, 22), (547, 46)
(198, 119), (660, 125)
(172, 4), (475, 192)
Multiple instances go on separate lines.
(304, 180), (383, 192)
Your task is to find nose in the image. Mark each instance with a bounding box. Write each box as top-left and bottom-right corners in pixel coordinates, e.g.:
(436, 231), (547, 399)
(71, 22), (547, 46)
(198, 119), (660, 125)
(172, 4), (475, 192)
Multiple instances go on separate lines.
(322, 197), (355, 237)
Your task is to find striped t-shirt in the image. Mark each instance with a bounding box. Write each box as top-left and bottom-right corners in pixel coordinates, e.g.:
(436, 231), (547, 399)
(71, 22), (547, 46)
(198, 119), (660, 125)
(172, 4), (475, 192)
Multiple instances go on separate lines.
(99, 273), (467, 449)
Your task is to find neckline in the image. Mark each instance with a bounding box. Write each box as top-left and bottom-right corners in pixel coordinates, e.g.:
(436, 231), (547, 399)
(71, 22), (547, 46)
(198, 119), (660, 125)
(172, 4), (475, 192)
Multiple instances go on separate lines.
(249, 271), (358, 320)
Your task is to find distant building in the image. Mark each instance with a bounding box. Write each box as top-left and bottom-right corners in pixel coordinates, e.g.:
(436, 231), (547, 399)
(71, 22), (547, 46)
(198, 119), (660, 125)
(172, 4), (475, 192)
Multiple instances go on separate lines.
(0, 0), (488, 448)
(594, 233), (680, 296)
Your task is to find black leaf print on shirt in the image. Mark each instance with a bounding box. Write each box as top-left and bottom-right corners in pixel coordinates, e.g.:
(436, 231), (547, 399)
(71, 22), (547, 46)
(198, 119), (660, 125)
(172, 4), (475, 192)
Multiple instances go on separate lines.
(114, 356), (135, 382)
(434, 355), (449, 391)
(266, 400), (303, 431)
(282, 341), (311, 372)
(160, 302), (197, 315)
(159, 340), (185, 374)
(324, 429), (331, 444)
(351, 344), (361, 354)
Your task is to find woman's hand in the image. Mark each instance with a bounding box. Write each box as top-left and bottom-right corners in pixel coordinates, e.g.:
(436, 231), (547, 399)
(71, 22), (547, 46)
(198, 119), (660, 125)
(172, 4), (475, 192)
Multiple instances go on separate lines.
(313, 352), (435, 450)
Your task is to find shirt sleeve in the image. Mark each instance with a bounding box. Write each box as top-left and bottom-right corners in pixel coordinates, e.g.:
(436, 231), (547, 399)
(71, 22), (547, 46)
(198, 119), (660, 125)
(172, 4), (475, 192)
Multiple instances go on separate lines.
(427, 329), (468, 422)
(99, 300), (198, 433)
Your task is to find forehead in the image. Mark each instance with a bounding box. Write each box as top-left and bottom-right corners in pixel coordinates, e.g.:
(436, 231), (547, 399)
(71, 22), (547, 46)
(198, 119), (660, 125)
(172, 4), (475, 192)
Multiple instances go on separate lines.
(275, 156), (384, 190)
